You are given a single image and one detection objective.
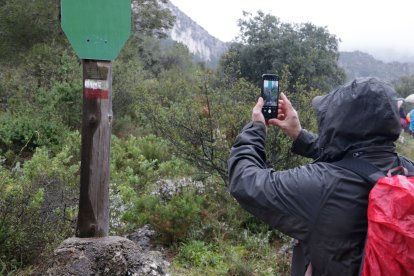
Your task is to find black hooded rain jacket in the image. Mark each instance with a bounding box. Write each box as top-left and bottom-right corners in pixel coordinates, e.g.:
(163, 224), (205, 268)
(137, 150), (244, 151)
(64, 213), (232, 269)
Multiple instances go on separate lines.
(228, 78), (414, 275)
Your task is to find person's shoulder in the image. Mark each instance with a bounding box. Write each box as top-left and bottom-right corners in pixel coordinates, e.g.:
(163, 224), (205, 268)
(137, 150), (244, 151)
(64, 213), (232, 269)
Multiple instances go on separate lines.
(400, 156), (414, 168)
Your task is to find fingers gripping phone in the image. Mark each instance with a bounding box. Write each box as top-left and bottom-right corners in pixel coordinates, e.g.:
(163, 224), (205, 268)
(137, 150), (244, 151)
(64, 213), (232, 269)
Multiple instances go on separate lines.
(261, 74), (280, 119)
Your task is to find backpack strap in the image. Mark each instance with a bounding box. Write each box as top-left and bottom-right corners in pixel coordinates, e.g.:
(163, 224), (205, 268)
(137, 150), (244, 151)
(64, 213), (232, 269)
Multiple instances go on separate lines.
(333, 157), (385, 186)
(333, 157), (384, 276)
(398, 157), (414, 177)
(333, 155), (414, 276)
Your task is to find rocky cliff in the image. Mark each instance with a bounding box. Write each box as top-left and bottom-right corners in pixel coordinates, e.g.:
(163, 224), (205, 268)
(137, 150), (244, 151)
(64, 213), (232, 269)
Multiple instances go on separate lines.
(139, 1), (414, 80)
(161, 1), (229, 67)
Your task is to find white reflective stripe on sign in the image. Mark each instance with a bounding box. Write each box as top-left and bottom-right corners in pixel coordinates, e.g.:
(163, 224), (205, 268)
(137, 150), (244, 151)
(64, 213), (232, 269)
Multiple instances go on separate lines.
(85, 79), (109, 90)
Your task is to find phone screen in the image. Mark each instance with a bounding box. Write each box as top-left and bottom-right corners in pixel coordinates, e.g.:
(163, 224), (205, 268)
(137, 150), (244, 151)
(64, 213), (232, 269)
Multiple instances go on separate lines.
(263, 79), (279, 107)
(261, 74), (279, 119)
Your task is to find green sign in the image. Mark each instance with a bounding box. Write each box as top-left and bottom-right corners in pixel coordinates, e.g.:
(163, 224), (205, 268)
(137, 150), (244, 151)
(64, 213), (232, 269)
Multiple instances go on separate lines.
(61, 0), (131, 60)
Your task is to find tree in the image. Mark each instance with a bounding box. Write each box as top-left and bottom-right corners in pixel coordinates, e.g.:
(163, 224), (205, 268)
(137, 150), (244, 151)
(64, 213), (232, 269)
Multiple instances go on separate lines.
(134, 64), (319, 184)
(0, 0), (64, 64)
(220, 11), (346, 92)
(132, 0), (175, 39)
(133, 68), (250, 183)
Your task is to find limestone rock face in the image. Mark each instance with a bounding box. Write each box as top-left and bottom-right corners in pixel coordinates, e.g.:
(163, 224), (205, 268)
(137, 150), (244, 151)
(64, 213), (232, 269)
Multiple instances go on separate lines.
(131, 0), (229, 68)
(42, 236), (169, 276)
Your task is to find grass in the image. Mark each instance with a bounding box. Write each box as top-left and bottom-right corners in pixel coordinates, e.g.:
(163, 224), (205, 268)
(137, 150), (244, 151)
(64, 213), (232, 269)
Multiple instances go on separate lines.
(169, 236), (292, 276)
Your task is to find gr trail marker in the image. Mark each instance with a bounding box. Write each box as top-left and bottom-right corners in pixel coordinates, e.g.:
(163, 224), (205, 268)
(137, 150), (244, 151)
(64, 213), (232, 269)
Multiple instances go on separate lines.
(61, 0), (131, 60)
(61, 0), (131, 238)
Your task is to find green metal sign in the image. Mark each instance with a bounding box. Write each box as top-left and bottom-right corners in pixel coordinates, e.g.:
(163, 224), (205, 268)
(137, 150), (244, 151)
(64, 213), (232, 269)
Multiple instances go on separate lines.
(61, 0), (131, 60)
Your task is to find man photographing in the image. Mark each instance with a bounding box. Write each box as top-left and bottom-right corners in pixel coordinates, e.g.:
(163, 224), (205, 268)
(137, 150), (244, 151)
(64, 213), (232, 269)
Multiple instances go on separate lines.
(228, 77), (414, 275)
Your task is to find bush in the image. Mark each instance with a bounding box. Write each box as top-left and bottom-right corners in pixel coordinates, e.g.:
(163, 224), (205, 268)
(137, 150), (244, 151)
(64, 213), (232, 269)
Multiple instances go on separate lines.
(110, 135), (159, 194)
(135, 74), (256, 183)
(152, 191), (204, 244)
(109, 135), (197, 235)
(125, 187), (204, 245)
(175, 240), (225, 269)
(0, 111), (69, 164)
(0, 138), (79, 273)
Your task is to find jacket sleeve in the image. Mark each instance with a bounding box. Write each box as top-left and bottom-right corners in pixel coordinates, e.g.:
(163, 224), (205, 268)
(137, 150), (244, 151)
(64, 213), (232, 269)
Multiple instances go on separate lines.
(228, 122), (322, 241)
(291, 129), (320, 160)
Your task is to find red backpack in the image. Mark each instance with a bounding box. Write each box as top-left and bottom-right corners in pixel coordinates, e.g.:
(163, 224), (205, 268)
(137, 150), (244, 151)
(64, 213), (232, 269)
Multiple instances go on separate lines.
(336, 156), (414, 276)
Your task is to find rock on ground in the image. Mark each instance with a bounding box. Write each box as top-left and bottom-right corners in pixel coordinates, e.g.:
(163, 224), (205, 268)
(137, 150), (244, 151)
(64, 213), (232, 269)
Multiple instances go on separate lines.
(37, 235), (170, 276)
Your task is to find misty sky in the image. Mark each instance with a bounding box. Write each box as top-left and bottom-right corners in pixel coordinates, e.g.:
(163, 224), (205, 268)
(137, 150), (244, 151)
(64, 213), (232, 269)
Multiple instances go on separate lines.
(170, 0), (414, 62)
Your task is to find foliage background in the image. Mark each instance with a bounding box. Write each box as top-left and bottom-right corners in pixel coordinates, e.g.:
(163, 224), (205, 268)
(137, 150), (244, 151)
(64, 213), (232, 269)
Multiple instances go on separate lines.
(1, 1), (413, 275)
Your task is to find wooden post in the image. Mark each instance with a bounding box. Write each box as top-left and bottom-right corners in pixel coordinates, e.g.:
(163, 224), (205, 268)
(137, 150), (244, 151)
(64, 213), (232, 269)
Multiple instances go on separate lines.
(76, 60), (113, 238)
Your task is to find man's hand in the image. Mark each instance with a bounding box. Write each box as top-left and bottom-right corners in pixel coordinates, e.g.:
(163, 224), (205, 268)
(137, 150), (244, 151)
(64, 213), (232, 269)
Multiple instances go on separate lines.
(268, 93), (302, 140)
(251, 97), (266, 127)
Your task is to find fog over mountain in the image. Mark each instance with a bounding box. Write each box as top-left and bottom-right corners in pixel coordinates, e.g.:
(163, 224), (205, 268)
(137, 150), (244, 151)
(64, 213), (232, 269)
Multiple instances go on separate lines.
(354, 48), (414, 64)
(339, 51), (414, 82)
(161, 2), (414, 81)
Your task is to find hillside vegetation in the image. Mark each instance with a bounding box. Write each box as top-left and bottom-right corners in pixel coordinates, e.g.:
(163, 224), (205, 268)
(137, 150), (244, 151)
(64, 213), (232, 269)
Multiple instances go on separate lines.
(1, 1), (414, 275)
(339, 51), (414, 82)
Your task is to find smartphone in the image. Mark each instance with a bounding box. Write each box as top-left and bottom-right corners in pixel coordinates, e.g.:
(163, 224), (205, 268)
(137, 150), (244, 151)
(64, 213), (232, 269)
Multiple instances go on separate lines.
(261, 74), (279, 119)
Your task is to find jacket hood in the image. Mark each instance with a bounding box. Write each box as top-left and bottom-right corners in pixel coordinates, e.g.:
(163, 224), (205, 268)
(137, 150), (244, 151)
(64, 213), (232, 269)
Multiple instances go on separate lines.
(313, 77), (401, 162)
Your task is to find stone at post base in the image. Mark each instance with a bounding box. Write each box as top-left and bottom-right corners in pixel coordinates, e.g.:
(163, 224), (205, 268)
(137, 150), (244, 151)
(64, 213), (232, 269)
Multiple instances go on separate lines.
(41, 236), (169, 276)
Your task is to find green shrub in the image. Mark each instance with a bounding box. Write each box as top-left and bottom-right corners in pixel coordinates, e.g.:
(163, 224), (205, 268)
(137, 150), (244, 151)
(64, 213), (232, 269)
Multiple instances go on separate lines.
(157, 158), (195, 178)
(0, 111), (69, 162)
(109, 135), (198, 235)
(0, 133), (80, 274)
(175, 240), (225, 269)
(125, 189), (204, 245)
(111, 135), (159, 193)
(153, 191), (204, 244)
(0, 167), (73, 273)
(132, 135), (172, 163)
(34, 81), (82, 130)
(223, 245), (253, 276)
